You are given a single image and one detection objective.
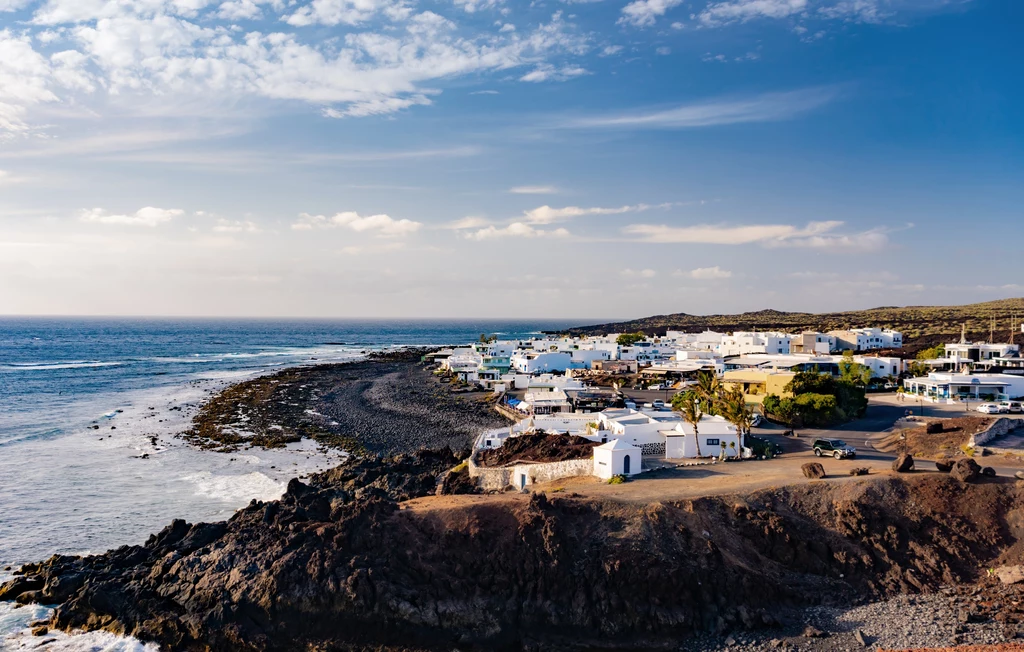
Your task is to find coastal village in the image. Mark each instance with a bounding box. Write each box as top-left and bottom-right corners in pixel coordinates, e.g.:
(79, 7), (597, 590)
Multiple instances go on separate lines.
(425, 324), (1024, 492)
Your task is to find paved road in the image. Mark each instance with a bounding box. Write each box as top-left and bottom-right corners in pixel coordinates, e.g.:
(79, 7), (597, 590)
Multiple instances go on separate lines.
(751, 395), (1024, 475)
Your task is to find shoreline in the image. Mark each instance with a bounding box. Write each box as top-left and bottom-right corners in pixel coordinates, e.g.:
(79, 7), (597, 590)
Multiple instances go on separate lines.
(179, 348), (511, 455)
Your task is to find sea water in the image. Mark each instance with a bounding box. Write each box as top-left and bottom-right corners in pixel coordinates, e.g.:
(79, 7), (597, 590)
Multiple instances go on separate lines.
(0, 318), (575, 649)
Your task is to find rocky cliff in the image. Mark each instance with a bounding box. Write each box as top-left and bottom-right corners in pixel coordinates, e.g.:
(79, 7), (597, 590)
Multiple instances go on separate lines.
(3, 451), (1022, 651)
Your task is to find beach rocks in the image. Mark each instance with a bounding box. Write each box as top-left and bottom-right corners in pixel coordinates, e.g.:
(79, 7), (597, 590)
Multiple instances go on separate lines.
(950, 458), (982, 483)
(892, 453), (914, 473)
(801, 462), (826, 479)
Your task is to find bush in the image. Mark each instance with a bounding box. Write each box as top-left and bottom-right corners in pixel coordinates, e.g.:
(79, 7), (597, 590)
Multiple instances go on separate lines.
(607, 475), (626, 485)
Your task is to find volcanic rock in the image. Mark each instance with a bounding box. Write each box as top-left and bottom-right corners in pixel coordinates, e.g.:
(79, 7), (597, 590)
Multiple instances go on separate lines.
(802, 462), (826, 479)
(892, 453), (915, 473)
(951, 458), (982, 483)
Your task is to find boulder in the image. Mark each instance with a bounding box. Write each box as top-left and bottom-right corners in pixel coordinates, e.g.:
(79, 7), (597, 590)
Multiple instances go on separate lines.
(950, 458), (981, 483)
(995, 566), (1024, 585)
(982, 466), (997, 477)
(892, 453), (914, 473)
(935, 458), (954, 473)
(848, 467), (869, 476)
(926, 421), (944, 434)
(801, 462), (826, 479)
(1015, 471), (1024, 481)
(802, 625), (826, 638)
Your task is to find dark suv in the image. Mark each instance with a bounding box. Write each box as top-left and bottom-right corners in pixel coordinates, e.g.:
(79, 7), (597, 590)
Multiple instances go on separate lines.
(813, 438), (856, 459)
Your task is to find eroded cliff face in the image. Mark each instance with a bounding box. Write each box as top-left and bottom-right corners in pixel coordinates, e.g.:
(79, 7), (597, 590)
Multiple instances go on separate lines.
(3, 451), (1023, 652)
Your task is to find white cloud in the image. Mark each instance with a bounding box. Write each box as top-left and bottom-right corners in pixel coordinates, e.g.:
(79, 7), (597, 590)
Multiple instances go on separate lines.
(284, 0), (412, 26)
(520, 64), (589, 83)
(466, 222), (570, 240)
(698, 0), (808, 26)
(292, 211), (422, 237)
(656, 46), (671, 55)
(618, 0), (684, 27)
(441, 216), (491, 230)
(213, 218), (261, 233)
(0, 8), (590, 133)
(453, 0), (504, 12)
(563, 87), (840, 130)
(469, 89), (499, 95)
(624, 220), (890, 251)
(522, 202), (668, 224)
(0, 0), (33, 11)
(79, 206), (184, 226)
(679, 266), (732, 279)
(621, 268), (657, 278)
(509, 185), (558, 195)
(600, 45), (623, 56)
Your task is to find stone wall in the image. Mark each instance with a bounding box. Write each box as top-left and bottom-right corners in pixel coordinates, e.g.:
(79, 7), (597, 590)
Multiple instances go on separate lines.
(468, 453), (593, 491)
(969, 417), (1023, 448)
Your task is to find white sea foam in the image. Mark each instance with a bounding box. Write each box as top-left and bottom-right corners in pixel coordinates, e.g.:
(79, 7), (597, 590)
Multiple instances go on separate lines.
(0, 602), (159, 652)
(1, 361), (125, 372)
(182, 471), (287, 503)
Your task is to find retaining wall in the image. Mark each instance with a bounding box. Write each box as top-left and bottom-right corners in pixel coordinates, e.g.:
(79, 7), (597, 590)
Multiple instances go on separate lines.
(970, 417), (1023, 448)
(468, 453), (593, 491)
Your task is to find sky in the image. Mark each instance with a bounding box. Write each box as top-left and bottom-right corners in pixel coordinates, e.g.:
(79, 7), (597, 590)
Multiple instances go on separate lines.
(0, 0), (1020, 320)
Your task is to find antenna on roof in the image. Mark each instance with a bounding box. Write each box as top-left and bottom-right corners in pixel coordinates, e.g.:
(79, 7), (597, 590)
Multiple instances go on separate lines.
(991, 316), (995, 343)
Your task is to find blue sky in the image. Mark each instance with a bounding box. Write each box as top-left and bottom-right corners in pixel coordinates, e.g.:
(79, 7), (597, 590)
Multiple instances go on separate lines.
(0, 0), (1019, 319)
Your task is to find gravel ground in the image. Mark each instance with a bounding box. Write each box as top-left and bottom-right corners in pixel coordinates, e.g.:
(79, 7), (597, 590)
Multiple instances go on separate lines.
(683, 590), (1022, 651)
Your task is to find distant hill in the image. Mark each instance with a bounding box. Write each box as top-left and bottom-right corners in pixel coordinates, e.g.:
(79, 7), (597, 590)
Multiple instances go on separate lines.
(561, 298), (1024, 355)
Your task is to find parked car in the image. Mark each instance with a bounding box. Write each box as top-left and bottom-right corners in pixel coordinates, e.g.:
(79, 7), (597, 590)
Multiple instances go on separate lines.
(999, 401), (1023, 413)
(624, 400), (637, 410)
(750, 413), (764, 427)
(652, 399), (665, 410)
(976, 403), (1001, 414)
(648, 383), (665, 391)
(812, 438), (857, 459)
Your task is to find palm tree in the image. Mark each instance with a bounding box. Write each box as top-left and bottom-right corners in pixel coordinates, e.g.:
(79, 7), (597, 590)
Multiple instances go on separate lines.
(721, 387), (752, 454)
(675, 390), (704, 458)
(695, 370), (723, 415)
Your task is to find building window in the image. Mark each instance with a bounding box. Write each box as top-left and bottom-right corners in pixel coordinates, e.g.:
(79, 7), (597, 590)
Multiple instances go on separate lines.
(706, 438), (720, 446)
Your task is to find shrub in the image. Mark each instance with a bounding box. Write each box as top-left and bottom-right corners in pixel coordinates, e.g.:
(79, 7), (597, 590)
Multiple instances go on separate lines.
(607, 475), (626, 485)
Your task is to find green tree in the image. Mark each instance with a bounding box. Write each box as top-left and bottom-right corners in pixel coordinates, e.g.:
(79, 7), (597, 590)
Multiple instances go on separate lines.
(616, 332), (646, 347)
(838, 351), (872, 387)
(695, 370), (723, 415)
(720, 386), (752, 451)
(673, 390), (704, 458)
(916, 345), (945, 360)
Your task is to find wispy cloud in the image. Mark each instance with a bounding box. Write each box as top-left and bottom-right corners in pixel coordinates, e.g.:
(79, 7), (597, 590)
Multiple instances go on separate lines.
(520, 64), (590, 83)
(621, 268), (658, 278)
(292, 211), (422, 237)
(509, 185), (559, 195)
(676, 266), (733, 279)
(522, 202), (672, 224)
(560, 87), (841, 130)
(624, 220), (890, 251)
(79, 207), (183, 227)
(618, 0), (684, 27)
(440, 216), (492, 230)
(465, 223), (571, 240)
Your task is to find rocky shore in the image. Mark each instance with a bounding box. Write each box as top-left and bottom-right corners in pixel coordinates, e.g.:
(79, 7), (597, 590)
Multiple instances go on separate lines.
(4, 463), (1023, 651)
(181, 348), (509, 454)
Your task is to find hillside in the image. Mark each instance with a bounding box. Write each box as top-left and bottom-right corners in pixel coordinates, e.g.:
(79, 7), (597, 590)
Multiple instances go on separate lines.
(561, 298), (1024, 355)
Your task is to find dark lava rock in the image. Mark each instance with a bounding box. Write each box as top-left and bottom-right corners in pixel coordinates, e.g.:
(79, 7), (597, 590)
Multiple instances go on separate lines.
(982, 466), (997, 477)
(951, 458), (982, 483)
(849, 467), (870, 476)
(801, 462), (826, 479)
(892, 453), (915, 473)
(935, 458), (954, 473)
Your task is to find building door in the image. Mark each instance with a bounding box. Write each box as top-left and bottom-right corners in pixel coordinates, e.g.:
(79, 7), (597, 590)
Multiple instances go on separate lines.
(519, 474), (526, 489)
(623, 455), (631, 475)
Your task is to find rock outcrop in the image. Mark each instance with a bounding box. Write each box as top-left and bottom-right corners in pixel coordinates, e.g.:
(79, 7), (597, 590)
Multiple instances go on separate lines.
(951, 458), (982, 483)
(802, 462), (826, 479)
(3, 459), (1022, 652)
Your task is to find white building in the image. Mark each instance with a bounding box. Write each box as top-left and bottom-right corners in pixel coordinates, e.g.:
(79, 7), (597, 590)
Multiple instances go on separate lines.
(903, 372), (1024, 403)
(943, 342), (1020, 367)
(520, 388), (572, 415)
(662, 416), (741, 459)
(828, 328), (903, 351)
(593, 439), (642, 479)
(510, 351), (573, 373)
(716, 332), (794, 357)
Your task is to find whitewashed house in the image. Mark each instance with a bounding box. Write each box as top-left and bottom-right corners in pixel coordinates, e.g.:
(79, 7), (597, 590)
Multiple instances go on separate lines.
(662, 415), (740, 459)
(593, 439), (642, 479)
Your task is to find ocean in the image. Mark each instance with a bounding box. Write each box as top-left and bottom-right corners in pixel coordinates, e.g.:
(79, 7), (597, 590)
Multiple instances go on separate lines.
(0, 317), (578, 650)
